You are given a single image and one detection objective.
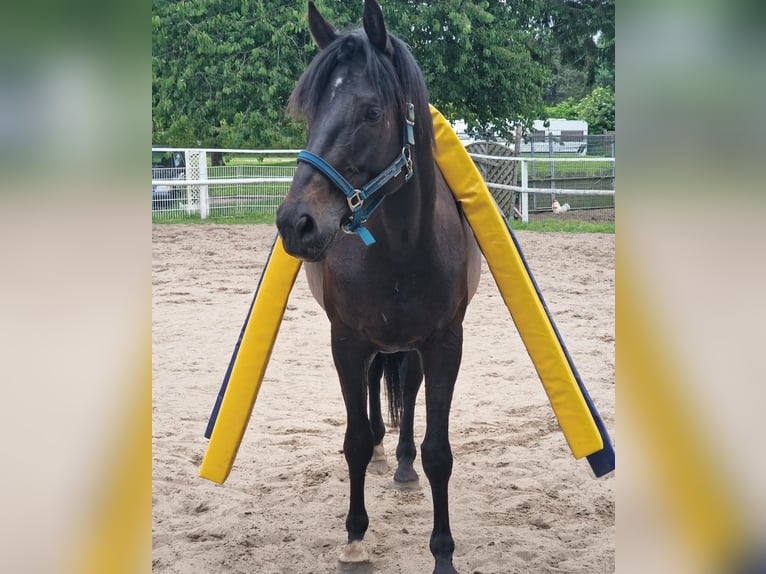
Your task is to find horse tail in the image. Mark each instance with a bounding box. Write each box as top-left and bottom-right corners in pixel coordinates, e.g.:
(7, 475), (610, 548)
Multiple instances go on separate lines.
(381, 352), (407, 429)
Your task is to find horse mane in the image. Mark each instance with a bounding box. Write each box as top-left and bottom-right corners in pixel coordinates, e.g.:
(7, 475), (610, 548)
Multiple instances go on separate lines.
(288, 29), (434, 147)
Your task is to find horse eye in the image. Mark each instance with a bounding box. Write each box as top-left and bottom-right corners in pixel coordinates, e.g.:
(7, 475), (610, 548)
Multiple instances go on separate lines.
(365, 107), (382, 122)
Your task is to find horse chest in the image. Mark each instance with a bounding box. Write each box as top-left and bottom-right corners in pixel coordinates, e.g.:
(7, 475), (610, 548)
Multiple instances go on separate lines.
(305, 259), (461, 350)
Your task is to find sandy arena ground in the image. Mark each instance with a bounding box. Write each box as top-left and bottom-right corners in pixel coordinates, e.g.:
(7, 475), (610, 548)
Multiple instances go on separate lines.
(152, 224), (615, 573)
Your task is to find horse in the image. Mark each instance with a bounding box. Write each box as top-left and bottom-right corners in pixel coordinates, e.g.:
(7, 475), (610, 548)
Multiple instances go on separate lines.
(275, 1), (481, 572)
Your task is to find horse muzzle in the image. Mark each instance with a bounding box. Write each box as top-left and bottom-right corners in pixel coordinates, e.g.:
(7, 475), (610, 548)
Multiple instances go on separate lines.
(276, 199), (341, 262)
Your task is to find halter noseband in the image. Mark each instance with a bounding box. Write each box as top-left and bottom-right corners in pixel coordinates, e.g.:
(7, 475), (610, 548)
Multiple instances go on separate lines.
(296, 102), (415, 246)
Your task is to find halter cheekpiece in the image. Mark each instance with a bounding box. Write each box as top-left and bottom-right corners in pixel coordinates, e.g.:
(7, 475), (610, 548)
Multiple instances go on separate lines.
(296, 102), (416, 246)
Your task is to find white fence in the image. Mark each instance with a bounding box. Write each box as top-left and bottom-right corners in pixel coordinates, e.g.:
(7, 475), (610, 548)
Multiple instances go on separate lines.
(151, 148), (299, 219)
(151, 147), (614, 223)
(468, 153), (615, 223)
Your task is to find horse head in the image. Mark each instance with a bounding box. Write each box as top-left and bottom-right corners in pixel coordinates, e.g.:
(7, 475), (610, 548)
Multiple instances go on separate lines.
(276, 0), (431, 261)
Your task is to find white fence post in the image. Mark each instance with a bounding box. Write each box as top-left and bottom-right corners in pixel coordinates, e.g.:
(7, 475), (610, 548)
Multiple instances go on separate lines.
(184, 150), (203, 217)
(520, 159), (529, 224)
(198, 150), (209, 219)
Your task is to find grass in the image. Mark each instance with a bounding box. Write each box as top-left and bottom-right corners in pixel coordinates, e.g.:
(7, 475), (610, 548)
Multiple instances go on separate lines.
(525, 162), (613, 181)
(206, 183), (289, 198)
(221, 156), (297, 167)
(508, 218), (614, 233)
(152, 212), (276, 225)
(152, 211), (613, 233)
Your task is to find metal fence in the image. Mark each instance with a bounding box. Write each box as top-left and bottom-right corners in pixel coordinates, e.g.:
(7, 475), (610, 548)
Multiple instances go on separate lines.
(151, 141), (614, 223)
(151, 148), (298, 221)
(521, 132), (615, 157)
(466, 135), (615, 223)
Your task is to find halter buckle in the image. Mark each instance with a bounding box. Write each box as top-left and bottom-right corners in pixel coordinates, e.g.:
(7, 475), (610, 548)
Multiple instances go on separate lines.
(347, 190), (364, 211)
(405, 103), (415, 146)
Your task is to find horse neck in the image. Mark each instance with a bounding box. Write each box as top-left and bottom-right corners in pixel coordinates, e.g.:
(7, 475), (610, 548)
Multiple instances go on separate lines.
(374, 141), (437, 252)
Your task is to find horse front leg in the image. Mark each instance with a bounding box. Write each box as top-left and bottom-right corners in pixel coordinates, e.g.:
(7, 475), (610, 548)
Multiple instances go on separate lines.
(331, 330), (375, 569)
(420, 325), (463, 574)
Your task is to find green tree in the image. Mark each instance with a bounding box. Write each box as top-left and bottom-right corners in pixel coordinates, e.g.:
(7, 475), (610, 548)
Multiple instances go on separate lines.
(152, 0), (313, 148)
(540, 0), (614, 89)
(575, 85), (614, 133)
(381, 0), (550, 139)
(543, 52), (590, 105)
(152, 0), (566, 147)
(544, 96), (579, 119)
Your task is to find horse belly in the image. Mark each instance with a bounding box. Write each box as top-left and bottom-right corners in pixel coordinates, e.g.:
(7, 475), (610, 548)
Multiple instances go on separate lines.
(362, 303), (440, 352)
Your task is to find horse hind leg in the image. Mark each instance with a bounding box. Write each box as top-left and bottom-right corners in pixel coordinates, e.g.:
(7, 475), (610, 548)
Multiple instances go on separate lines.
(367, 354), (389, 476)
(384, 351), (423, 488)
(420, 327), (462, 574)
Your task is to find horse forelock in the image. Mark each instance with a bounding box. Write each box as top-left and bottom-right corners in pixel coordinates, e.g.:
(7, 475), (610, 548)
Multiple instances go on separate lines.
(288, 29), (433, 148)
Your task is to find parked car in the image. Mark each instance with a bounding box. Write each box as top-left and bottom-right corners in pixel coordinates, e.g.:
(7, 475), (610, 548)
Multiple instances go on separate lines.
(152, 151), (186, 210)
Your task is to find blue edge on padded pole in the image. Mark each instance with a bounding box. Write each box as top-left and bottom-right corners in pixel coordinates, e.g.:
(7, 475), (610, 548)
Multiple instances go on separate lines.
(204, 225), (616, 478)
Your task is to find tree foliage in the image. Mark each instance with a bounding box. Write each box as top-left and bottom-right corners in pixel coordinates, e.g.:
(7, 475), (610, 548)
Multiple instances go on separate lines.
(544, 96), (579, 120)
(152, 0), (614, 148)
(575, 85), (614, 133)
(542, 85), (614, 133)
(152, 0), (313, 148)
(540, 0), (614, 89)
(379, 0), (551, 139)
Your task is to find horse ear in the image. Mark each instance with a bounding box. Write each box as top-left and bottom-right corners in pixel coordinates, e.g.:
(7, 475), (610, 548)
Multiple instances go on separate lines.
(363, 0), (393, 56)
(308, 0), (338, 50)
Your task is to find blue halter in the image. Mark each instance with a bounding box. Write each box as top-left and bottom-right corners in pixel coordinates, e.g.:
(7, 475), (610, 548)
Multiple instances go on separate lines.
(296, 103), (415, 246)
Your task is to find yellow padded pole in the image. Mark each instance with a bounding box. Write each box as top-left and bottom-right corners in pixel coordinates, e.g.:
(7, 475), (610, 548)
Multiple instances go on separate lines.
(199, 237), (302, 484)
(430, 105), (604, 460)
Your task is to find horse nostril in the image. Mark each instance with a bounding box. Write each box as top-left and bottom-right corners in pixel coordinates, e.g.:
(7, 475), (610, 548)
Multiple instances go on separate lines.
(295, 214), (315, 238)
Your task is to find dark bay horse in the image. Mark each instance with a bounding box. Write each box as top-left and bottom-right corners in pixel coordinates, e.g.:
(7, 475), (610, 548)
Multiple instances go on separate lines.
(276, 1), (481, 572)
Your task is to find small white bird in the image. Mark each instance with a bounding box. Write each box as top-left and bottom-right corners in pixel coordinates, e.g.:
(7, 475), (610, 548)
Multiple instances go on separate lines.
(552, 200), (570, 214)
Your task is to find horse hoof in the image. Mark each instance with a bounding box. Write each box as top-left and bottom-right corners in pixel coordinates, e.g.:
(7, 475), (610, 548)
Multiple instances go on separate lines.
(371, 443), (386, 461)
(337, 561), (373, 574)
(393, 466), (420, 487)
(367, 458), (389, 476)
(391, 477), (421, 491)
(433, 558), (458, 574)
(337, 561), (372, 574)
(337, 541), (372, 573)
(368, 443), (389, 475)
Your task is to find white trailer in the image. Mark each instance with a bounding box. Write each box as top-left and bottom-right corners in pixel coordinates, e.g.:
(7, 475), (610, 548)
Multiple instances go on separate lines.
(521, 119), (589, 154)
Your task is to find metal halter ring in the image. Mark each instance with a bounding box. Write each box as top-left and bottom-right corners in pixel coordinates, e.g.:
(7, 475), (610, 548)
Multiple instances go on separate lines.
(342, 215), (367, 234)
(347, 190), (364, 211)
(403, 147), (413, 180)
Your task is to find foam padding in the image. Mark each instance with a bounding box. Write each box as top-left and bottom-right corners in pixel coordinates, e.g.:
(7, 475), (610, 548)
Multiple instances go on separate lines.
(430, 105), (614, 475)
(199, 235), (302, 484)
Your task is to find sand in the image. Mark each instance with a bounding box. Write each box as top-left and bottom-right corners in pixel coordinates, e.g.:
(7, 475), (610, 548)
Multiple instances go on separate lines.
(152, 224), (615, 573)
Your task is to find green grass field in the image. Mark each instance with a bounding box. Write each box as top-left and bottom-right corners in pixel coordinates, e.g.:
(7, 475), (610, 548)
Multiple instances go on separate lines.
(218, 156), (297, 167)
(527, 161), (613, 179)
(508, 218), (613, 233)
(153, 211), (613, 233)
